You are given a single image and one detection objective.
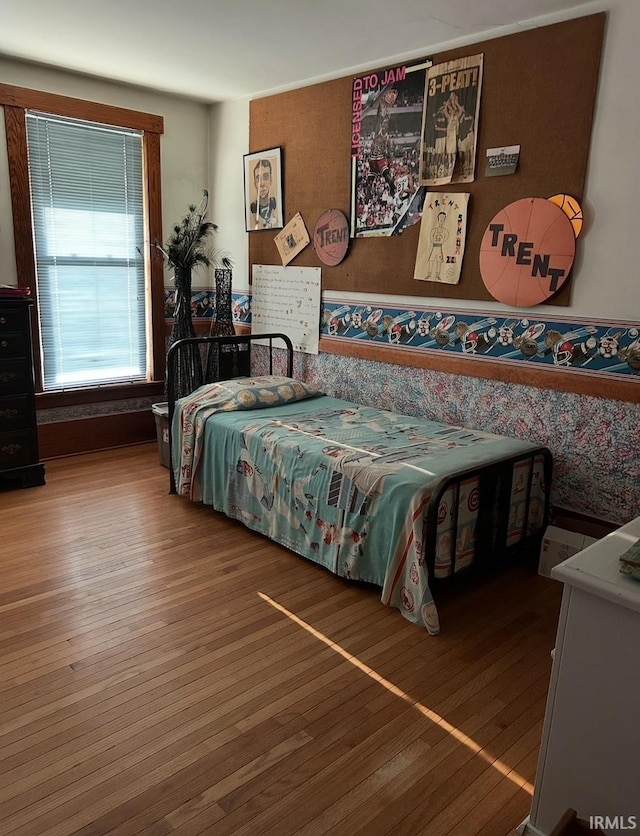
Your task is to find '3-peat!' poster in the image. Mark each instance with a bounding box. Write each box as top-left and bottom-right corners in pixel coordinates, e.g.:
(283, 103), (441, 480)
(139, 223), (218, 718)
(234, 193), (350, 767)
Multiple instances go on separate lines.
(419, 54), (483, 187)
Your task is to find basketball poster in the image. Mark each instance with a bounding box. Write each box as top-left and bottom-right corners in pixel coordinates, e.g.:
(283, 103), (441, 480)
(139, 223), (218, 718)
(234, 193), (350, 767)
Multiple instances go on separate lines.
(419, 54), (483, 187)
(414, 192), (470, 284)
(350, 59), (431, 238)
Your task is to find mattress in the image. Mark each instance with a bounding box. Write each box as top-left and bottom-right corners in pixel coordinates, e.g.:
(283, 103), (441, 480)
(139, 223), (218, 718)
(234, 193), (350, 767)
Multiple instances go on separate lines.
(173, 378), (550, 634)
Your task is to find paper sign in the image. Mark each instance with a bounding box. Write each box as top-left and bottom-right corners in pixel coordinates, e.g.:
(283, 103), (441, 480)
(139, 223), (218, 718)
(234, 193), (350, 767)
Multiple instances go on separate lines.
(252, 265), (322, 354)
(274, 213), (310, 265)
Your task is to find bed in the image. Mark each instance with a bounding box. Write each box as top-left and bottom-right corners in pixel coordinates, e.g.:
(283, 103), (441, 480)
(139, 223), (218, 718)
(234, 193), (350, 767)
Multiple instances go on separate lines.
(167, 333), (552, 635)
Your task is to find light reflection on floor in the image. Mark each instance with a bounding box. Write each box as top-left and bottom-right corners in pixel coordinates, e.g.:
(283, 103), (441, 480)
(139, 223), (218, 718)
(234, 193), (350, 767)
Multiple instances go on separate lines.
(258, 590), (534, 795)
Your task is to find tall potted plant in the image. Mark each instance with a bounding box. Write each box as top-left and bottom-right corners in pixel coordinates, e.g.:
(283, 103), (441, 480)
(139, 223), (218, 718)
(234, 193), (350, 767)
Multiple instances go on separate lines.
(157, 190), (232, 399)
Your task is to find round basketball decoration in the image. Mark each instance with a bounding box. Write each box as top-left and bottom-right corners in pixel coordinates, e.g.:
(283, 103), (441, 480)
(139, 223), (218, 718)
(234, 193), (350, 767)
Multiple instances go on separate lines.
(548, 193), (584, 238)
(313, 209), (350, 266)
(479, 197), (576, 307)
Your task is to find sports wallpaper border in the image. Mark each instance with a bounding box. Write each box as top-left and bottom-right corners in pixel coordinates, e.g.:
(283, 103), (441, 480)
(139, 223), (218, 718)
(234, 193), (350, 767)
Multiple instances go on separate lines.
(166, 289), (640, 382)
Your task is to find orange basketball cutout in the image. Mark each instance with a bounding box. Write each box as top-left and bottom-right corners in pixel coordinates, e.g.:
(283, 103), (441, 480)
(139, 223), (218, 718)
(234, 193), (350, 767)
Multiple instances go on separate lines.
(548, 193), (584, 238)
(479, 197), (576, 307)
(313, 209), (350, 266)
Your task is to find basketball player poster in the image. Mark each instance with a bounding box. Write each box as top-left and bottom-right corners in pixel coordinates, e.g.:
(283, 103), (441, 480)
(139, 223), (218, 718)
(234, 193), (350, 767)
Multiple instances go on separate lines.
(350, 59), (431, 238)
(419, 54), (483, 187)
(414, 192), (470, 284)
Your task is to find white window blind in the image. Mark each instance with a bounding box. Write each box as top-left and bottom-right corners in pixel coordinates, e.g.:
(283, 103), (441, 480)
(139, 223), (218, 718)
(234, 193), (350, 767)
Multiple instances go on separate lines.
(26, 112), (148, 390)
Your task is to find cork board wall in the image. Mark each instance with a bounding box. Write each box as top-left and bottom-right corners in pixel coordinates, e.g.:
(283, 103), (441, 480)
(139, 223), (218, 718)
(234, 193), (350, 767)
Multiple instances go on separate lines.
(248, 13), (605, 306)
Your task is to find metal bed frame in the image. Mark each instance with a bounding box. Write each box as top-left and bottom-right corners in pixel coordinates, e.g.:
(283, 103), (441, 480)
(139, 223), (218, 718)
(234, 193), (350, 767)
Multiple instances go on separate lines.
(166, 332), (293, 494)
(166, 332), (552, 583)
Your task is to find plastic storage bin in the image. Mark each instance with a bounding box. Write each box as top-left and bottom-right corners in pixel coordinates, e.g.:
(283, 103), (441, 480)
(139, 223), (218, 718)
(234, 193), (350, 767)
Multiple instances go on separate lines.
(152, 402), (170, 468)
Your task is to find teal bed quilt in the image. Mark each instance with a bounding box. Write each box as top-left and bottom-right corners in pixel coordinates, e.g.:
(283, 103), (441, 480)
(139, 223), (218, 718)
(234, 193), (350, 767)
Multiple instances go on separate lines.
(173, 376), (548, 635)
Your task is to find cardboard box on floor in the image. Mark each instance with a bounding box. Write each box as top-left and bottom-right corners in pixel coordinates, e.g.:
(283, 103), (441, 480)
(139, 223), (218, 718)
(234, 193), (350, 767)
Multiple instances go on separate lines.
(539, 525), (598, 578)
(152, 402), (170, 468)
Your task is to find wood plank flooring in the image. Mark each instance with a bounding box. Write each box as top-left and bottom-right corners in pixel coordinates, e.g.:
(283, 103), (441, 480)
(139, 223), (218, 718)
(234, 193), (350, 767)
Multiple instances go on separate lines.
(0, 444), (562, 835)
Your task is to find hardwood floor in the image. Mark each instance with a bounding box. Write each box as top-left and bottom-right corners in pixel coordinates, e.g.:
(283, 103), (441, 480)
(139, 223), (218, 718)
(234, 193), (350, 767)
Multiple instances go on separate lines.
(0, 444), (562, 836)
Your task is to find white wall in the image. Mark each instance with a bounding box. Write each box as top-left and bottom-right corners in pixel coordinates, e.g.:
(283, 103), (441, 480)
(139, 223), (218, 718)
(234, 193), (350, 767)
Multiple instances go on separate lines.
(0, 107), (14, 284)
(1, 0), (637, 319)
(565, 0), (638, 320)
(213, 0), (639, 322)
(0, 58), (212, 289)
(208, 98), (250, 285)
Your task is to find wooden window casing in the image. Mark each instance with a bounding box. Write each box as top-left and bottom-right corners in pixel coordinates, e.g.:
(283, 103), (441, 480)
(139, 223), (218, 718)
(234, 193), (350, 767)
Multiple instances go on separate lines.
(0, 83), (166, 405)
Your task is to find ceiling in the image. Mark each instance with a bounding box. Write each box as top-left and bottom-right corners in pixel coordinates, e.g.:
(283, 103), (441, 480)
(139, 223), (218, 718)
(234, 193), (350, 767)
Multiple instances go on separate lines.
(3, 0), (589, 103)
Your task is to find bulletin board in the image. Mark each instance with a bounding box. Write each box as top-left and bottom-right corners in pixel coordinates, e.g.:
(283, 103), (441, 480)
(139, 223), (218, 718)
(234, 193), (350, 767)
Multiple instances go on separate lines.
(248, 13), (605, 306)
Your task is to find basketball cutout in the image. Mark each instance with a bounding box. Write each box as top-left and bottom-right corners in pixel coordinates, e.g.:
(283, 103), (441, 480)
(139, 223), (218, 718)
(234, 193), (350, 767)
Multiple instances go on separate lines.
(548, 193), (584, 238)
(479, 197), (576, 307)
(313, 209), (350, 266)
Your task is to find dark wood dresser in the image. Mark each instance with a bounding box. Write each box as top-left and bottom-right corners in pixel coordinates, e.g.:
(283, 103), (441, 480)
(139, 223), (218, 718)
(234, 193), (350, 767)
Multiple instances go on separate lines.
(0, 296), (46, 489)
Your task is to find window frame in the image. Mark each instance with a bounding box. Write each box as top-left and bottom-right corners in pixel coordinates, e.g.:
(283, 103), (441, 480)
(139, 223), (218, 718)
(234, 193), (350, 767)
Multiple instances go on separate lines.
(1, 83), (166, 405)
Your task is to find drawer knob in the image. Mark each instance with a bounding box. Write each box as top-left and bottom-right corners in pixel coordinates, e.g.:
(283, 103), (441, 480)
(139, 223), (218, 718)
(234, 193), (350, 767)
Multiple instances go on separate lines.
(0, 372), (16, 383)
(0, 408), (19, 419)
(0, 317), (6, 324)
(0, 340), (8, 348)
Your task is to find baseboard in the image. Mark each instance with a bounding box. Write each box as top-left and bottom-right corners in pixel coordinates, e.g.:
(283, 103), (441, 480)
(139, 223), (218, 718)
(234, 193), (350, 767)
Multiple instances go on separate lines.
(38, 411), (156, 459)
(549, 506), (618, 540)
(517, 819), (546, 836)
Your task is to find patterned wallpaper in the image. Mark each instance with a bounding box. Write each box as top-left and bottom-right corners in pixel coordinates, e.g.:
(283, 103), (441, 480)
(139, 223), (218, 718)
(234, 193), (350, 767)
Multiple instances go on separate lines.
(231, 290), (639, 527)
(42, 289), (638, 526)
(299, 353), (638, 527)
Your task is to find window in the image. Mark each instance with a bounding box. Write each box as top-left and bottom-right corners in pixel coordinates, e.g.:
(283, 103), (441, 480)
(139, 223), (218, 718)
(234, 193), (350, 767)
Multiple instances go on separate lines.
(0, 84), (165, 400)
(26, 113), (147, 390)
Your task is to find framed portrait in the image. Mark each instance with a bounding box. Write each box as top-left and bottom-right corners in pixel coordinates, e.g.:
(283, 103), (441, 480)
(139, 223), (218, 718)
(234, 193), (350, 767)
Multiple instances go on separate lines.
(243, 147), (283, 232)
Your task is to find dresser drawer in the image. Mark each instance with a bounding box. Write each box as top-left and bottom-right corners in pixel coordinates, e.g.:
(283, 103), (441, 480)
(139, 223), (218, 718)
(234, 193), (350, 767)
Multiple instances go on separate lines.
(0, 358), (33, 395)
(0, 298), (43, 487)
(0, 330), (30, 358)
(0, 428), (38, 468)
(0, 308), (28, 332)
(0, 395), (33, 432)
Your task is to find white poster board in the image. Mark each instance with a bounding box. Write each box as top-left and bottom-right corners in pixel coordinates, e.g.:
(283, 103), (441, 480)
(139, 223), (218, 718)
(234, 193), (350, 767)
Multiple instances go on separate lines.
(252, 265), (322, 354)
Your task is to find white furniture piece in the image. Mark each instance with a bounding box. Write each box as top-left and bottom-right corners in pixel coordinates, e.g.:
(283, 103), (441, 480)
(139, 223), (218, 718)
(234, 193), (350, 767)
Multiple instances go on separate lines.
(520, 516), (640, 836)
